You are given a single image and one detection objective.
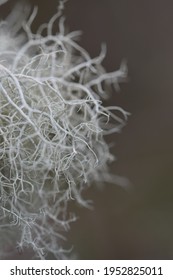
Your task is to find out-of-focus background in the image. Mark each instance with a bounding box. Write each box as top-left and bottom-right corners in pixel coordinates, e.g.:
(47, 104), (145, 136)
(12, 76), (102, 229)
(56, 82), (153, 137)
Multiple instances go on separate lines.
(2, 0), (173, 259)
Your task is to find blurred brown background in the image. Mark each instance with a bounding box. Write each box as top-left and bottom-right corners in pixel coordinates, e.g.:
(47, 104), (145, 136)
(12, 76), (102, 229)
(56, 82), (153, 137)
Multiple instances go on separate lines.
(2, 0), (173, 259)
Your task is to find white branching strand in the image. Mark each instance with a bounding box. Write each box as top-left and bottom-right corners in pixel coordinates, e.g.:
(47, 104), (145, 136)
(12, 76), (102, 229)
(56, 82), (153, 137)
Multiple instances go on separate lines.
(0, 0), (129, 259)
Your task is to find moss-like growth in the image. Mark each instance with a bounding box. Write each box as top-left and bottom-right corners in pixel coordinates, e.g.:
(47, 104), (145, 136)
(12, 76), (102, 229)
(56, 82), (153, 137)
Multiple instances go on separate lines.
(0, 0), (128, 259)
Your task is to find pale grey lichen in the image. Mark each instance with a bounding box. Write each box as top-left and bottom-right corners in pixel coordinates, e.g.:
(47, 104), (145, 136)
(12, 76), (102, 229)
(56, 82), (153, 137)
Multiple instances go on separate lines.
(0, 0), (129, 259)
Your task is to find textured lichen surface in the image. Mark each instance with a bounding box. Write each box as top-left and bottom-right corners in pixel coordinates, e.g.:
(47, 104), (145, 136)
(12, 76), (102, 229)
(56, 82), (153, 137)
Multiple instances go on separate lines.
(0, 0), (128, 259)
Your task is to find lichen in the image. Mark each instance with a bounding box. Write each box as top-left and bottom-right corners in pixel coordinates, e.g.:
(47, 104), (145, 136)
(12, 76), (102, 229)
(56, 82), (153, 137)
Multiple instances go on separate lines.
(0, 0), (128, 259)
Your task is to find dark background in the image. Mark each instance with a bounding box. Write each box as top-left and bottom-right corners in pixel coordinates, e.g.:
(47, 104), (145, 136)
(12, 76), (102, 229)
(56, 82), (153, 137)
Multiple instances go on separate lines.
(2, 0), (173, 259)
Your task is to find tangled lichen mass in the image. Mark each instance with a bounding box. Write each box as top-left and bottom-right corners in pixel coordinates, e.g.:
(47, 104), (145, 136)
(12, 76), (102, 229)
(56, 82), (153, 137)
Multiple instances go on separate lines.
(0, 0), (128, 259)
